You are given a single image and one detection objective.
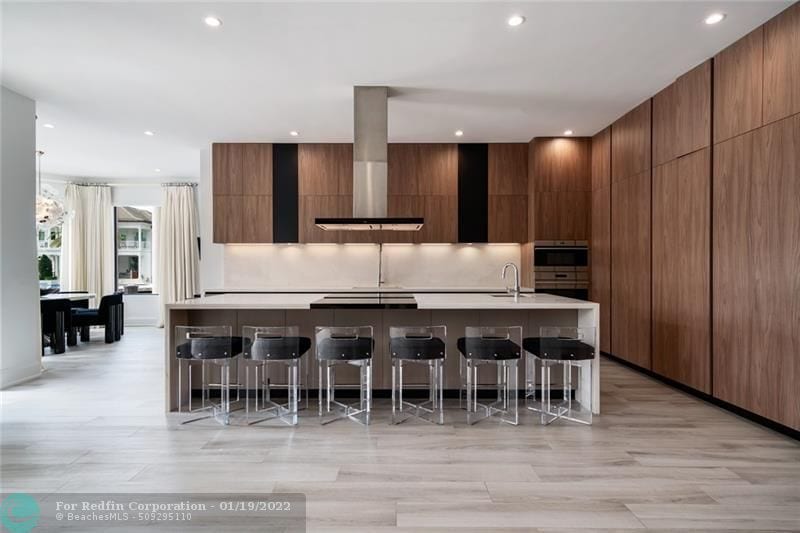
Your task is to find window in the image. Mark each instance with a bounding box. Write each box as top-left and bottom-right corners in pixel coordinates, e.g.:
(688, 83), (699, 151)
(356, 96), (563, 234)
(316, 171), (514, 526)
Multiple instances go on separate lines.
(38, 225), (62, 287)
(116, 206), (154, 294)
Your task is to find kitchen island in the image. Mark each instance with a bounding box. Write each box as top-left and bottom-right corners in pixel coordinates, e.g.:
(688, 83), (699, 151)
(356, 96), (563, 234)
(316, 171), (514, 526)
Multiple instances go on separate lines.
(165, 290), (600, 415)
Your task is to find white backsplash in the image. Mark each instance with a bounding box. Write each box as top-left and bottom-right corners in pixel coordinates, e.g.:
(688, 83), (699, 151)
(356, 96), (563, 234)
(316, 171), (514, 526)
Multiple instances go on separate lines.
(223, 243), (521, 289)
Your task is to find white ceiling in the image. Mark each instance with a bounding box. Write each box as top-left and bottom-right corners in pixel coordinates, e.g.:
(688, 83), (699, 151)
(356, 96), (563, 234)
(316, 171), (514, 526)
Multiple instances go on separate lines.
(2, 1), (791, 180)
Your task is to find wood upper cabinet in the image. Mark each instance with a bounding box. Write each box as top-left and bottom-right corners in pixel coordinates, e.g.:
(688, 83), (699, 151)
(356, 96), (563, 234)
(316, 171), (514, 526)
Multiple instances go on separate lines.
(530, 137), (591, 241)
(713, 114), (800, 430)
(212, 143), (244, 195)
(531, 138), (591, 192)
(213, 143), (273, 243)
(591, 128), (611, 191)
(611, 100), (651, 182)
(652, 149), (711, 393)
(488, 143), (528, 195)
(611, 171), (651, 369)
(489, 195), (528, 243)
(213, 195), (243, 243)
(534, 191), (590, 241)
(387, 144), (421, 195)
(488, 143), (528, 243)
(298, 195), (348, 244)
(764, 2), (800, 124)
(298, 144), (353, 196)
(714, 27), (764, 144)
(675, 61), (711, 156)
(421, 195), (458, 243)
(415, 144), (458, 196)
(242, 143), (272, 196)
(241, 195), (273, 243)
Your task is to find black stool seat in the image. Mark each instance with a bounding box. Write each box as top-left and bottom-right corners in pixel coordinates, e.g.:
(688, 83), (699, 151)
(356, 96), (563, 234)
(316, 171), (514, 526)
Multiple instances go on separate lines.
(523, 337), (595, 361)
(176, 336), (243, 360)
(317, 336), (374, 361)
(245, 336), (311, 360)
(390, 336), (445, 360)
(457, 337), (521, 360)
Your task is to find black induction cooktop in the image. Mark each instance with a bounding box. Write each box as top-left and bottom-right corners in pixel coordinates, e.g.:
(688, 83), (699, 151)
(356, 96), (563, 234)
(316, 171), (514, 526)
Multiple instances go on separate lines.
(310, 293), (417, 309)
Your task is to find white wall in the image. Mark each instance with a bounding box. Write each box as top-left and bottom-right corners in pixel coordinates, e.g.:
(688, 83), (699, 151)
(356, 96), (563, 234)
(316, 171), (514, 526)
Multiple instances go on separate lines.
(198, 147), (224, 290)
(0, 87), (42, 388)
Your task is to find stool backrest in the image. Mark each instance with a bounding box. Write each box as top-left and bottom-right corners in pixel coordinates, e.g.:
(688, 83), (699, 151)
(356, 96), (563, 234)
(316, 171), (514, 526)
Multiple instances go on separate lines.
(389, 325), (446, 341)
(538, 326), (596, 358)
(242, 325), (300, 360)
(315, 325), (374, 360)
(175, 325), (233, 359)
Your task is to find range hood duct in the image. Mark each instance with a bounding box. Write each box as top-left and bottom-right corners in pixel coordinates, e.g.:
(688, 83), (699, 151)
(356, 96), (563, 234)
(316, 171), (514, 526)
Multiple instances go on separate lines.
(315, 86), (423, 232)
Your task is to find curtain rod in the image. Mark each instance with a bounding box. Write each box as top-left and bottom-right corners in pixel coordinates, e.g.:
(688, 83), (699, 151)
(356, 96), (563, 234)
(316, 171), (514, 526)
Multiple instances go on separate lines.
(161, 182), (197, 187)
(43, 177), (198, 188)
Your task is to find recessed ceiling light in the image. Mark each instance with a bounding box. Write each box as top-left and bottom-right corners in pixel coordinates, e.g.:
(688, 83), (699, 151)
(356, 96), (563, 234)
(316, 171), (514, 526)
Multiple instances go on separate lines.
(204, 16), (222, 27)
(564, 130), (574, 136)
(705, 13), (726, 25)
(454, 130), (464, 137)
(154, 168), (161, 173)
(290, 130), (299, 137)
(507, 14), (526, 27)
(43, 123), (55, 129)
(144, 130), (155, 136)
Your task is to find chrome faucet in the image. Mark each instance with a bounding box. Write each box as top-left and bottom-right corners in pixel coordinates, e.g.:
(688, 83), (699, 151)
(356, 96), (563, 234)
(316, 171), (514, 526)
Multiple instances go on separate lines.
(502, 262), (521, 297)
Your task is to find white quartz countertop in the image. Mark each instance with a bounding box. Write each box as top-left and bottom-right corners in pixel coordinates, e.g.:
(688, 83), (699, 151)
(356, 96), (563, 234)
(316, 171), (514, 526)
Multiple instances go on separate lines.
(412, 292), (598, 310)
(167, 292), (597, 310)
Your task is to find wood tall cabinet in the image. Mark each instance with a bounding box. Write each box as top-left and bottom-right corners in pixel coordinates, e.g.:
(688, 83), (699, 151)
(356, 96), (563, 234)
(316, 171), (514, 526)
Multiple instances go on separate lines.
(650, 59), (712, 392)
(590, 128), (611, 354)
(212, 143), (273, 243)
(610, 101), (651, 368)
(610, 171), (651, 369)
(488, 143), (528, 243)
(652, 150), (711, 392)
(713, 114), (800, 430)
(529, 137), (591, 240)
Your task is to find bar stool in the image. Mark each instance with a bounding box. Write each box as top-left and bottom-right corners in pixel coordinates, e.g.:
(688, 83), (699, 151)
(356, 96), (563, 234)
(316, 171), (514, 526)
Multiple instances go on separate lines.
(316, 326), (374, 426)
(458, 326), (522, 425)
(242, 326), (311, 426)
(175, 325), (242, 425)
(523, 326), (595, 425)
(389, 325), (446, 425)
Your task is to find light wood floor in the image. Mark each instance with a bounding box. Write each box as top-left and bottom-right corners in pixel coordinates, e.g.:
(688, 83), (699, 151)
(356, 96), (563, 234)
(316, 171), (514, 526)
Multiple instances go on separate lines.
(2, 327), (799, 531)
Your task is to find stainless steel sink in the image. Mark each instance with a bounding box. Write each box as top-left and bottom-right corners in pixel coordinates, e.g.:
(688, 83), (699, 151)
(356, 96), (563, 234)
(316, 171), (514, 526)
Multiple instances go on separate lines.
(490, 293), (532, 298)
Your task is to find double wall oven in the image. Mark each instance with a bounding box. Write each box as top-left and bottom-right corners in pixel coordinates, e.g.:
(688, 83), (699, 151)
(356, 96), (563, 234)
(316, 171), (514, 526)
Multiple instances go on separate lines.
(533, 240), (589, 300)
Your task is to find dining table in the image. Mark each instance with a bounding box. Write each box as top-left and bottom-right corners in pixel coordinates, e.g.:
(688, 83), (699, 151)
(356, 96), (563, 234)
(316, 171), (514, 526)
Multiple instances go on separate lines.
(40, 292), (95, 353)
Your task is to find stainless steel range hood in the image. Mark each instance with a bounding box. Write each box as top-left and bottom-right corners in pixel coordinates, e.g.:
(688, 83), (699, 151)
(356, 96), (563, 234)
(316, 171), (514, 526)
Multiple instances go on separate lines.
(315, 86), (424, 232)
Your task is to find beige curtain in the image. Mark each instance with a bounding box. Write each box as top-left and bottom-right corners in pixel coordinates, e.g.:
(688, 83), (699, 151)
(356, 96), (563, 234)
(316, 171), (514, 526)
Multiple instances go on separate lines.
(157, 185), (199, 326)
(60, 184), (115, 303)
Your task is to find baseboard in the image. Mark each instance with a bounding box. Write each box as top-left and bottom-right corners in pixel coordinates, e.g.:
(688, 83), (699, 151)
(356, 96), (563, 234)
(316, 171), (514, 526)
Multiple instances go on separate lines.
(124, 319), (159, 327)
(602, 351), (800, 441)
(0, 364), (42, 389)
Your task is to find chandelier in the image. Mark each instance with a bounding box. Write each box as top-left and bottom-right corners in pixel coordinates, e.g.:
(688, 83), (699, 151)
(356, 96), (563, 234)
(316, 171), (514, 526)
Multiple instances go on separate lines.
(35, 150), (67, 227)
